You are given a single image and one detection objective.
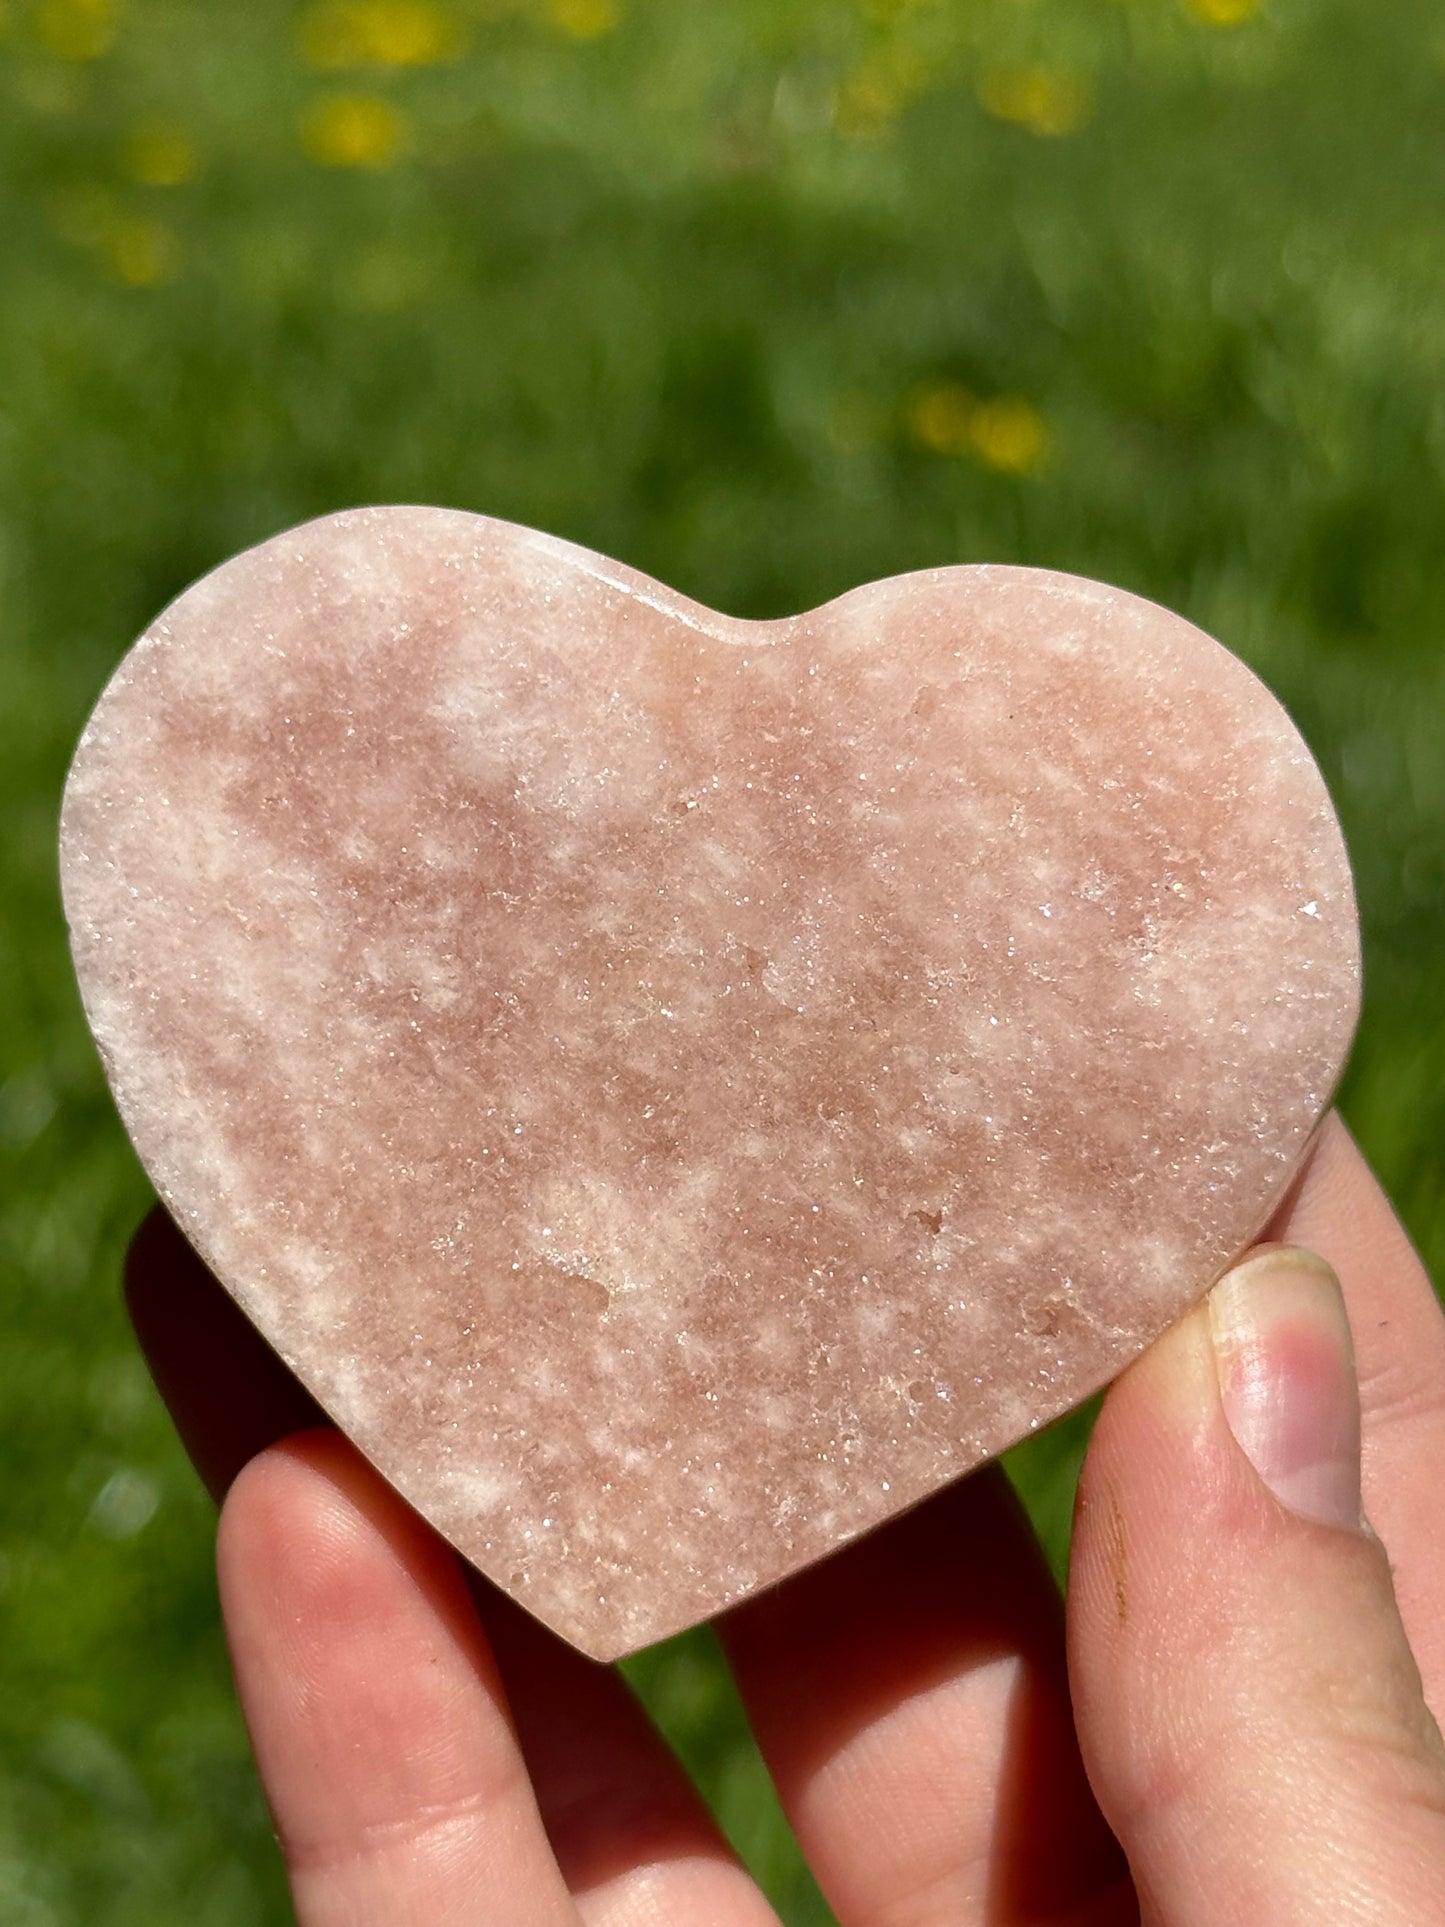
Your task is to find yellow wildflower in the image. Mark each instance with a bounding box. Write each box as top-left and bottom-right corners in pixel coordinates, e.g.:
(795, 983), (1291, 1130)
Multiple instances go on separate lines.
(906, 381), (976, 457)
(301, 93), (409, 167)
(833, 47), (930, 141)
(969, 396), (1048, 474)
(545, 0), (620, 40)
(36, 0), (114, 62)
(977, 65), (1093, 139)
(906, 384), (1049, 474)
(101, 217), (181, 287)
(1188, 0), (1260, 22)
(299, 0), (460, 70)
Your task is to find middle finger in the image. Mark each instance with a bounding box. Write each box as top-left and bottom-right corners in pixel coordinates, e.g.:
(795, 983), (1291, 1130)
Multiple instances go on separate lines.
(718, 1466), (1132, 1927)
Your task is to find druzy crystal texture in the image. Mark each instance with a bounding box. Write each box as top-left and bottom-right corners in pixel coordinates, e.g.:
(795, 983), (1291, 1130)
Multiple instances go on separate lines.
(61, 508), (1360, 1658)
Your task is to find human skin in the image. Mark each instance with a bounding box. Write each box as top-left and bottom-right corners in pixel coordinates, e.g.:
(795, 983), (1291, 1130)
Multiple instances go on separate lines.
(126, 1111), (1445, 1924)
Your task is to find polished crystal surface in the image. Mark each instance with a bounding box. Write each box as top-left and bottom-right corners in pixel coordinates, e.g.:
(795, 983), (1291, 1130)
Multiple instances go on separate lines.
(61, 507), (1360, 1657)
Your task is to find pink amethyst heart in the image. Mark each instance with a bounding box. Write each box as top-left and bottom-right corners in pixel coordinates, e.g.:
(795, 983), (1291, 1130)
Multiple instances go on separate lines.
(61, 507), (1359, 1658)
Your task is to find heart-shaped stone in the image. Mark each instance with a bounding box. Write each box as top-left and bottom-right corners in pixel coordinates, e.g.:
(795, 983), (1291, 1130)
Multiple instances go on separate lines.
(61, 506), (1359, 1658)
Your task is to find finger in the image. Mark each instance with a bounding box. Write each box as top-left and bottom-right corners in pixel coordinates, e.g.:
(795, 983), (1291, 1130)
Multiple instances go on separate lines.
(718, 1466), (1132, 1927)
(1070, 1245), (1445, 1924)
(227, 1436), (776, 1927)
(139, 1215), (777, 1927)
(226, 1440), (775, 1927)
(125, 1204), (324, 1498)
(475, 1587), (781, 1927)
(1265, 1112), (1445, 1704)
(219, 1428), (582, 1927)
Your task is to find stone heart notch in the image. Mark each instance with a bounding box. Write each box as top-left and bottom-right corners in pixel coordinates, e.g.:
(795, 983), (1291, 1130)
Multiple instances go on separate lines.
(61, 506), (1360, 1659)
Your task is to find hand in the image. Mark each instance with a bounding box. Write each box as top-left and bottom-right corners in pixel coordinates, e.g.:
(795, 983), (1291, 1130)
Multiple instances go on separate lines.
(127, 1112), (1445, 1924)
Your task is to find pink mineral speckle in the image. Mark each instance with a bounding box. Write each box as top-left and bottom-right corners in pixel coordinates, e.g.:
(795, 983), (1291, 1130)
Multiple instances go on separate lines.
(60, 506), (1360, 1658)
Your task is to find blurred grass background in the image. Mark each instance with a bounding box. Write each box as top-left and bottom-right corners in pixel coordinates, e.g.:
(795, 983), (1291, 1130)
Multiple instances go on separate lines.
(2, 0), (1444, 1919)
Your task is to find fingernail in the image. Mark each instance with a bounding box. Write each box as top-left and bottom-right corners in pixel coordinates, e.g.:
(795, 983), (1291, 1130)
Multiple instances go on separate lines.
(1207, 1246), (1363, 1530)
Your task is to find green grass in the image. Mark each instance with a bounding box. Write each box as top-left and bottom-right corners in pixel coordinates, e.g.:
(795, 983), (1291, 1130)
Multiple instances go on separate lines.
(3, 0), (1444, 1919)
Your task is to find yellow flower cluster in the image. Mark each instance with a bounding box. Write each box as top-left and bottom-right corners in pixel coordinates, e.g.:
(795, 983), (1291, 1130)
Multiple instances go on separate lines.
(301, 93), (410, 167)
(291, 0), (622, 170)
(906, 382), (1050, 475)
(298, 0), (462, 68)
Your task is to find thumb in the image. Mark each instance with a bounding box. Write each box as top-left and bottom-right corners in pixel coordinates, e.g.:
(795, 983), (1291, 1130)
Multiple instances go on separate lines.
(1068, 1246), (1445, 1926)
